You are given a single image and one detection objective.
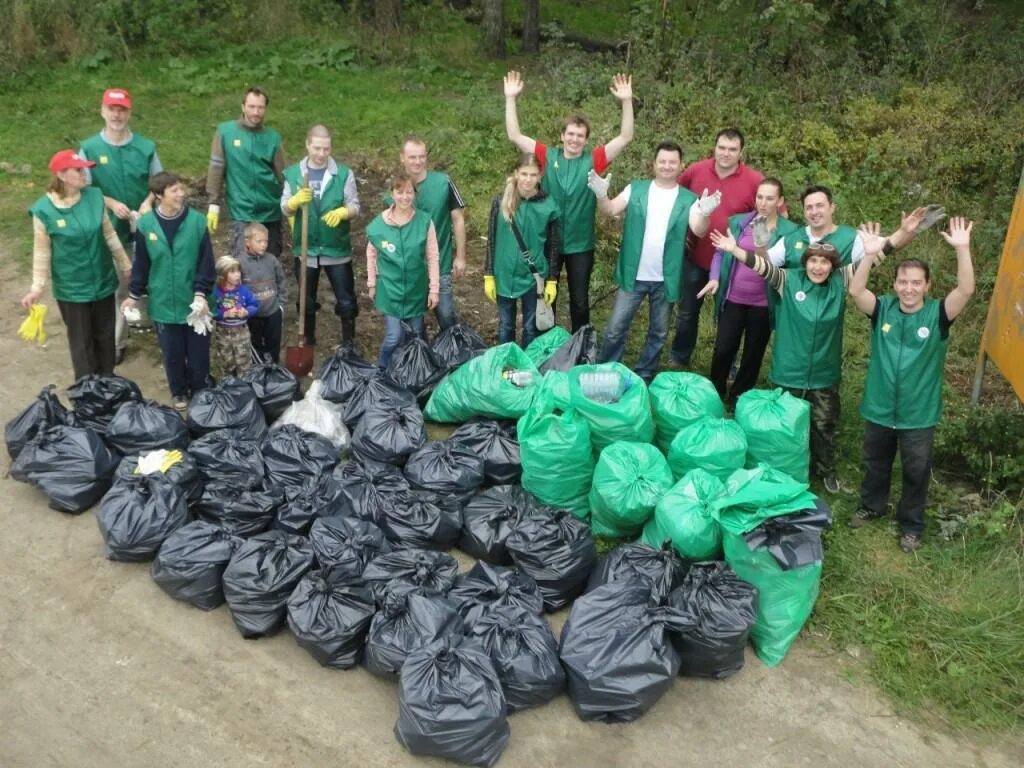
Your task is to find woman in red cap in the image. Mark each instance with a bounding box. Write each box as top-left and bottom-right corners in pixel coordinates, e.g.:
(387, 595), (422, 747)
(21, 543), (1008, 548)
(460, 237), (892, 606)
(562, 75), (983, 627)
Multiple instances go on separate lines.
(21, 149), (132, 380)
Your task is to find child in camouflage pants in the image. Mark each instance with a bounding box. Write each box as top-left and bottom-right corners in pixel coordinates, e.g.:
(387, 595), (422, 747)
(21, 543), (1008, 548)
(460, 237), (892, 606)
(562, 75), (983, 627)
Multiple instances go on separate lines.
(211, 255), (259, 378)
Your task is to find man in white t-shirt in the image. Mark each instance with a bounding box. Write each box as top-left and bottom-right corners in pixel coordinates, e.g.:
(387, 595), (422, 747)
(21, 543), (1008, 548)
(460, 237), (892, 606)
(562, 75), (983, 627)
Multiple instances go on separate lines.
(588, 141), (720, 382)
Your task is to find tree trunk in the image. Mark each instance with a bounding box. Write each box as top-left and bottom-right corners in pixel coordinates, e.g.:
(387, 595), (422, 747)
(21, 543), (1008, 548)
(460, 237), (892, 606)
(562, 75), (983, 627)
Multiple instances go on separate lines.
(481, 0), (506, 58)
(374, 0), (401, 34)
(522, 0), (540, 53)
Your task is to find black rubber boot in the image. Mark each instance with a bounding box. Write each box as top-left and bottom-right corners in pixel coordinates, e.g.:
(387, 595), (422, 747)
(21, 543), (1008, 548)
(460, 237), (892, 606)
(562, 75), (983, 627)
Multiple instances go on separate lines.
(340, 316), (356, 350)
(304, 312), (317, 346)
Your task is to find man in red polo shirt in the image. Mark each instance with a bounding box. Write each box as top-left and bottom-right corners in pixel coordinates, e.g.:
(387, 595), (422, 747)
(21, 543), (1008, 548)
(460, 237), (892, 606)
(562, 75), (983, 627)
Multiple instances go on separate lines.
(670, 127), (764, 366)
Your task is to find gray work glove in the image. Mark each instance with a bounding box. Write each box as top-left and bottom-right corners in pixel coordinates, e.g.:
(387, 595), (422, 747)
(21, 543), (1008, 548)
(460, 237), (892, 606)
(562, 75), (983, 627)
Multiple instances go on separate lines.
(587, 170), (611, 199)
(915, 204), (947, 233)
(752, 216), (774, 248)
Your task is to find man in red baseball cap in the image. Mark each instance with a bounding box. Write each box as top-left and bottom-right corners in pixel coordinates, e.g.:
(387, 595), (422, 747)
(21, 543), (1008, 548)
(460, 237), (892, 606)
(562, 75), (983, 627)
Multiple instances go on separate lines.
(79, 87), (163, 363)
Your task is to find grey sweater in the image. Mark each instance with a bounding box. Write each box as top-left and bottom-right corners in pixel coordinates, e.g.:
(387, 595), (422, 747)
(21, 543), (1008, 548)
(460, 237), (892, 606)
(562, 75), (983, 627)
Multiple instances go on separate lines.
(238, 249), (287, 317)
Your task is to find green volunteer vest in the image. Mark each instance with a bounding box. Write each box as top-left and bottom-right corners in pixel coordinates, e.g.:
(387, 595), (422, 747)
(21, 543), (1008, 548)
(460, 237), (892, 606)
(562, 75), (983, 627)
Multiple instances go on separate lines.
(768, 269), (846, 390)
(415, 171), (457, 275)
(492, 195), (560, 299)
(136, 208), (208, 324)
(541, 147), (597, 253)
(283, 162), (352, 260)
(716, 213), (800, 321)
(28, 187), (117, 303)
(615, 180), (697, 303)
(80, 132), (156, 246)
(860, 296), (948, 429)
(218, 120), (282, 223)
(365, 210), (432, 318)
(782, 224), (858, 268)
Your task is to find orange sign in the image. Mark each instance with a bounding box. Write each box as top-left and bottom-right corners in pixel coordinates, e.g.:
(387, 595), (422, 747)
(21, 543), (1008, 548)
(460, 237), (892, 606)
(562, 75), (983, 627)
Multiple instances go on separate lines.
(974, 165), (1024, 404)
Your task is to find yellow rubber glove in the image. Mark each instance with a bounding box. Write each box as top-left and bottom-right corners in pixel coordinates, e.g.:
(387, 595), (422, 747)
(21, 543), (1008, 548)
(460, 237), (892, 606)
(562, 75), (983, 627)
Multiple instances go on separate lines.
(287, 186), (313, 212)
(544, 280), (558, 305)
(321, 206), (349, 228)
(483, 275), (496, 303)
(206, 204), (220, 233)
(18, 304), (47, 344)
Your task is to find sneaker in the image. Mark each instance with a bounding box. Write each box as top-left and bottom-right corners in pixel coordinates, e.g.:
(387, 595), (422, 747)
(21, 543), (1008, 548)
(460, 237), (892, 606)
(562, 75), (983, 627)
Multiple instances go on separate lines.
(823, 475), (841, 494)
(173, 397), (188, 414)
(899, 533), (922, 553)
(848, 506), (886, 529)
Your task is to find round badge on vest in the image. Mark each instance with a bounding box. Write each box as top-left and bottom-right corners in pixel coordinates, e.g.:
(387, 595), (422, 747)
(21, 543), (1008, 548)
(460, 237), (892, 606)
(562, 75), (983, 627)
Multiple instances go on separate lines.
(917, 326), (930, 339)
(795, 290), (807, 302)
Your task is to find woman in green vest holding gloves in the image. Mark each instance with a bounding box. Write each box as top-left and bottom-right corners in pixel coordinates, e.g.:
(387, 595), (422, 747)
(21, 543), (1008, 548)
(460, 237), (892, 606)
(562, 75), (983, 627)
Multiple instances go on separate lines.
(365, 170), (439, 368)
(21, 149), (132, 381)
(483, 153), (561, 348)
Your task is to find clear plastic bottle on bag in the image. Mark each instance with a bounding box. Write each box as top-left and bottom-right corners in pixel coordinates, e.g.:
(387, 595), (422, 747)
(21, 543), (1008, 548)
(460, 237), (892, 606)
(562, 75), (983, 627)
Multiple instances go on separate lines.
(503, 369), (534, 388)
(579, 371), (624, 403)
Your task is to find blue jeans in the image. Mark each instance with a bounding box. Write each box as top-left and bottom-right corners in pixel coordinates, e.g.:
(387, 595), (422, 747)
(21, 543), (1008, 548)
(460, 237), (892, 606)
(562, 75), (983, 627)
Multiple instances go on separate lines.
(379, 315), (425, 369)
(434, 272), (458, 331)
(598, 281), (670, 381)
(670, 259), (710, 364)
(497, 288), (538, 348)
(154, 322), (211, 399)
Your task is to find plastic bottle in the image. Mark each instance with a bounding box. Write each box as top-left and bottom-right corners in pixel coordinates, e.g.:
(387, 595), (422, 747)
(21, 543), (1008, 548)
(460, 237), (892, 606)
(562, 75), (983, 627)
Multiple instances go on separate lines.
(580, 371), (624, 403)
(503, 369), (534, 388)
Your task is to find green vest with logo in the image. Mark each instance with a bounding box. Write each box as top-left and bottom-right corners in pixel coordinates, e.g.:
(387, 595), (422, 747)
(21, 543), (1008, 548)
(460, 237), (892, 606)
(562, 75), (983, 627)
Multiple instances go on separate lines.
(283, 162), (352, 260)
(769, 269), (846, 389)
(541, 147), (598, 253)
(716, 212), (800, 321)
(860, 296), (948, 429)
(492, 195), (560, 299)
(136, 208), (208, 324)
(29, 187), (117, 304)
(782, 224), (858, 268)
(366, 210), (432, 318)
(615, 180), (697, 303)
(415, 171), (457, 275)
(80, 132), (156, 246)
(218, 120), (282, 223)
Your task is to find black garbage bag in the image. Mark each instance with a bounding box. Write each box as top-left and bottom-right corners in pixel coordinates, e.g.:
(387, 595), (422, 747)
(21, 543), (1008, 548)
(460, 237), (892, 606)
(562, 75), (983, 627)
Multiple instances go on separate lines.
(586, 541), (689, 598)
(449, 419), (521, 486)
(5, 384), (69, 460)
(317, 345), (379, 403)
(432, 322), (488, 372)
(275, 474), (348, 535)
(222, 530), (315, 638)
(66, 373), (141, 431)
(262, 424), (339, 488)
(151, 520), (244, 610)
(448, 562), (545, 629)
(743, 498), (833, 570)
(364, 590), (464, 678)
(115, 451), (204, 505)
(343, 374), (416, 432)
(188, 428), (264, 486)
(309, 516), (391, 574)
(506, 507), (597, 612)
(97, 472), (190, 561)
(104, 399), (189, 455)
(559, 579), (695, 722)
(195, 481), (283, 537)
(350, 400), (425, 466)
(362, 548), (459, 605)
(186, 378), (266, 441)
(404, 441), (485, 504)
(467, 604), (565, 713)
(286, 566), (376, 669)
(539, 324), (599, 374)
(241, 361), (299, 423)
(332, 457), (409, 521)
(385, 331), (445, 396)
(10, 424), (119, 513)
(395, 637), (509, 768)
(668, 562), (758, 679)
(376, 490), (462, 550)
(458, 485), (536, 565)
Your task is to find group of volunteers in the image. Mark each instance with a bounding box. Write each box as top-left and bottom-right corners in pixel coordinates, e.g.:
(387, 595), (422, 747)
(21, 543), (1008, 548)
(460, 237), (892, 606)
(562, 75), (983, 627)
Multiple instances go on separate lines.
(19, 74), (977, 553)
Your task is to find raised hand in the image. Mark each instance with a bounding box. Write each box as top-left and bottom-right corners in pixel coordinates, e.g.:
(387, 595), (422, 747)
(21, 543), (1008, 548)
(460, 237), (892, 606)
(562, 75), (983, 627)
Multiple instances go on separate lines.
(609, 73), (633, 101)
(752, 216), (774, 248)
(710, 229), (737, 253)
(897, 206), (927, 234)
(915, 204), (947, 233)
(698, 188), (722, 216)
(939, 217), (973, 249)
(858, 221), (886, 258)
(503, 71), (524, 98)
(587, 169), (611, 199)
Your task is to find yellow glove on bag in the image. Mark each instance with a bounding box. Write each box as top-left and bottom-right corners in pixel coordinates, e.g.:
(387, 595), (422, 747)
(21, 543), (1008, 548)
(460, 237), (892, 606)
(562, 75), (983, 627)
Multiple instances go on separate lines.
(483, 275), (497, 303)
(18, 304), (47, 344)
(544, 280), (558, 305)
(321, 206), (349, 227)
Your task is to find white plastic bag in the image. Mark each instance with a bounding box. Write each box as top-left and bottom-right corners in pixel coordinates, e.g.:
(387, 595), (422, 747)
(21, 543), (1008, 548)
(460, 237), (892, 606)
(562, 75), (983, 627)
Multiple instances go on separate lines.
(276, 380), (350, 452)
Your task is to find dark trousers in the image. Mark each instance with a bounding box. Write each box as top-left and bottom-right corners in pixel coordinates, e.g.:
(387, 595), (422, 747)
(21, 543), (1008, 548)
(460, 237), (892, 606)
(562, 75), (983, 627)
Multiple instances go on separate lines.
(557, 250), (594, 332)
(860, 420), (935, 537)
(154, 322), (211, 399)
(57, 295), (116, 381)
(710, 300), (771, 403)
(670, 259), (710, 364)
(248, 310), (283, 364)
(781, 385), (840, 478)
(294, 258), (357, 344)
(497, 289), (538, 348)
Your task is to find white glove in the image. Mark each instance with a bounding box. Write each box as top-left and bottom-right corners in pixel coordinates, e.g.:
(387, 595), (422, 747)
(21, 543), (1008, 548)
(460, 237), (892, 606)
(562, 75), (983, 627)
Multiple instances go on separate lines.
(187, 297), (213, 335)
(752, 216), (774, 248)
(697, 188), (722, 216)
(136, 450), (170, 475)
(587, 170), (611, 199)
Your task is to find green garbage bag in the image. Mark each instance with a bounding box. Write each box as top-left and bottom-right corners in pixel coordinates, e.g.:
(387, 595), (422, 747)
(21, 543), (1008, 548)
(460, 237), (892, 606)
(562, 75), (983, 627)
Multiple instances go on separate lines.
(536, 371), (571, 413)
(517, 390), (594, 518)
(735, 388), (810, 482)
(713, 465), (818, 533)
(589, 441), (673, 538)
(642, 469), (725, 560)
(667, 417), (747, 481)
(425, 343), (539, 423)
(568, 363), (654, 453)
(649, 372), (724, 453)
(525, 326), (571, 368)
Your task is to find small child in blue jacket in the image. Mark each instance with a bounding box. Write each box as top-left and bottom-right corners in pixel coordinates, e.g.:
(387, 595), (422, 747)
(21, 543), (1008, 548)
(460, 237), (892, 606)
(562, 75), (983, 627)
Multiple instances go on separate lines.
(211, 255), (260, 377)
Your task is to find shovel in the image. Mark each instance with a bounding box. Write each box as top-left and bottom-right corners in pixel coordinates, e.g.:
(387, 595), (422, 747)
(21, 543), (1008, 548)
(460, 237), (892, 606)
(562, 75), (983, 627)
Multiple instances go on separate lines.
(285, 177), (315, 377)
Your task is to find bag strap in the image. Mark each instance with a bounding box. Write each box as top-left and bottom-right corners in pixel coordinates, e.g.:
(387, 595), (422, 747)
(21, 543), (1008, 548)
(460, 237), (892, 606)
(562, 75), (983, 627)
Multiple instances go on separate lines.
(509, 217), (538, 274)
